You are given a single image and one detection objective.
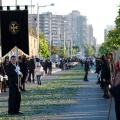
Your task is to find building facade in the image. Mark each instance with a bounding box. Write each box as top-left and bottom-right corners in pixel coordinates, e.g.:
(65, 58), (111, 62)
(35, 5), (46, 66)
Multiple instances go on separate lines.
(76, 15), (87, 45)
(28, 12), (65, 46)
(28, 11), (95, 56)
(87, 24), (94, 46)
(65, 11), (87, 48)
(65, 10), (80, 46)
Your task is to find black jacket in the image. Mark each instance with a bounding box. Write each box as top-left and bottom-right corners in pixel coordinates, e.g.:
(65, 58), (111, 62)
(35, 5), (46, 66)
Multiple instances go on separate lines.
(5, 63), (18, 86)
(19, 62), (28, 76)
(28, 59), (35, 70)
(48, 61), (52, 69)
(101, 62), (110, 80)
(84, 60), (89, 71)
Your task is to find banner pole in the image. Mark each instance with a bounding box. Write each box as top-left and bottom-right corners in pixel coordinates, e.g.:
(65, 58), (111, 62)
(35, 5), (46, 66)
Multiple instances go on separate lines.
(15, 0), (20, 91)
(15, 0), (18, 61)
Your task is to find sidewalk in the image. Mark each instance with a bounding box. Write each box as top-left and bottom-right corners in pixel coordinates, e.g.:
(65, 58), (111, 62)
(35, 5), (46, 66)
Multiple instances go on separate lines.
(48, 69), (116, 120)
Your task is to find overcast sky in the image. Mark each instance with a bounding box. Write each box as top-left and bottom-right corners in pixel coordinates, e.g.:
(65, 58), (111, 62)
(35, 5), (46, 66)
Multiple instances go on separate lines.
(2, 0), (120, 44)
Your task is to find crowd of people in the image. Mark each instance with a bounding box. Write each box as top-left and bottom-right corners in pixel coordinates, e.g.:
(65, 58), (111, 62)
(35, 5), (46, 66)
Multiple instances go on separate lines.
(58, 57), (80, 70)
(0, 55), (54, 93)
(95, 53), (120, 120)
(1, 53), (119, 118)
(95, 53), (115, 98)
(81, 54), (120, 119)
(0, 55), (80, 115)
(0, 55), (53, 115)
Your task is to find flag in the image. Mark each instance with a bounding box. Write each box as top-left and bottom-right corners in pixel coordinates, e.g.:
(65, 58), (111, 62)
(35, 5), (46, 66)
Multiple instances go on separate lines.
(0, 9), (29, 57)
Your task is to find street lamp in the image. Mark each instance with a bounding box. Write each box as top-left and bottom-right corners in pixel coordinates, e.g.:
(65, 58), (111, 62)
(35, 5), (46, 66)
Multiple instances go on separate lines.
(58, 23), (60, 62)
(63, 21), (67, 57)
(67, 31), (77, 58)
(37, 3), (55, 59)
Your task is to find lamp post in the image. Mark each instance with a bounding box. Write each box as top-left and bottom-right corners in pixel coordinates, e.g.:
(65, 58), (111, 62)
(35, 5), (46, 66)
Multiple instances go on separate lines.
(63, 20), (67, 57)
(66, 23), (74, 58)
(37, 3), (55, 58)
(15, 0), (17, 6)
(49, 13), (52, 61)
(70, 35), (72, 58)
(58, 23), (60, 62)
(0, 0), (2, 6)
(63, 28), (66, 56)
(67, 40), (70, 57)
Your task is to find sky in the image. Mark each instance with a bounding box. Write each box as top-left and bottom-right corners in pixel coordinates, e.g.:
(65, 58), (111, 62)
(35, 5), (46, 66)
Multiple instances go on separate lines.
(2, 0), (120, 44)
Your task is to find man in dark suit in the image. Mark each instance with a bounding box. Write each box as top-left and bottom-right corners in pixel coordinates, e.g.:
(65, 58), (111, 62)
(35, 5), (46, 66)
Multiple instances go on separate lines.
(84, 58), (90, 81)
(5, 55), (23, 115)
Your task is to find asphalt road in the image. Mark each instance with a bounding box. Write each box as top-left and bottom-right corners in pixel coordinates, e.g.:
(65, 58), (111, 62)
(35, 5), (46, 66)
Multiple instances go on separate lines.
(0, 66), (116, 120)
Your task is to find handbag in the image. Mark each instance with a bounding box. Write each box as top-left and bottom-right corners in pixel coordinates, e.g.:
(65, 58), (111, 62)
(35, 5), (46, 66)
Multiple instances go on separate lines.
(41, 70), (45, 76)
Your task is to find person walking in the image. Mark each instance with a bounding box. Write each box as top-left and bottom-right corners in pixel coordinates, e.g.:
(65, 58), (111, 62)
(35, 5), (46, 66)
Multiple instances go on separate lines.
(83, 58), (90, 81)
(44, 59), (48, 74)
(35, 62), (43, 85)
(5, 55), (23, 115)
(28, 56), (35, 82)
(48, 59), (52, 74)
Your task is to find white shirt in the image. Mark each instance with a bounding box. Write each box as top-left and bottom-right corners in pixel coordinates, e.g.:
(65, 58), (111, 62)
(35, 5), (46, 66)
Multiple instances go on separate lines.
(35, 66), (43, 75)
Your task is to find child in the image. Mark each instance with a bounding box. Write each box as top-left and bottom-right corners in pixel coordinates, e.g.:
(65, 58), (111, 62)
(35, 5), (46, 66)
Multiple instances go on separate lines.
(35, 62), (43, 85)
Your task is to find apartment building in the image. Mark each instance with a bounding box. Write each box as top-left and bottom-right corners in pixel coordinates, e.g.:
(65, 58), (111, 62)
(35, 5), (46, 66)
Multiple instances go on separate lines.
(28, 12), (65, 46)
(87, 24), (94, 46)
(28, 11), (94, 54)
(65, 10), (80, 46)
(65, 11), (87, 48)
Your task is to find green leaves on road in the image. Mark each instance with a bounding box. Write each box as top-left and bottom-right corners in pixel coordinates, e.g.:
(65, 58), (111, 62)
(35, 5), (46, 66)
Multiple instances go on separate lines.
(0, 66), (84, 120)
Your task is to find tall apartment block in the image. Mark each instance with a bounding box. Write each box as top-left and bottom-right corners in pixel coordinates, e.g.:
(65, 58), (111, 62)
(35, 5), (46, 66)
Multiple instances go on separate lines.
(87, 24), (94, 46)
(28, 12), (65, 46)
(65, 10), (87, 47)
(28, 11), (94, 52)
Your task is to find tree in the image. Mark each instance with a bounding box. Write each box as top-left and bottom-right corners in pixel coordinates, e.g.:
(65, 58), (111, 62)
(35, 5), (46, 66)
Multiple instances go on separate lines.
(39, 32), (50, 58)
(51, 45), (58, 55)
(72, 46), (79, 54)
(85, 45), (94, 56)
(98, 6), (120, 55)
(28, 28), (50, 58)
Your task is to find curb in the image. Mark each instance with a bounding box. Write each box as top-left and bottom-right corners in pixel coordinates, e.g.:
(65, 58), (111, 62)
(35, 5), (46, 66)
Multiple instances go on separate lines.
(52, 69), (61, 73)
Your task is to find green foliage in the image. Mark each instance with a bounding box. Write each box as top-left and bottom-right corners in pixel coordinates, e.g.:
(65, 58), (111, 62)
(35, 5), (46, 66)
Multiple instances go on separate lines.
(60, 47), (64, 58)
(85, 45), (94, 56)
(39, 32), (50, 58)
(115, 8), (120, 30)
(51, 45), (58, 55)
(72, 46), (79, 54)
(98, 6), (120, 55)
(0, 67), (84, 119)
